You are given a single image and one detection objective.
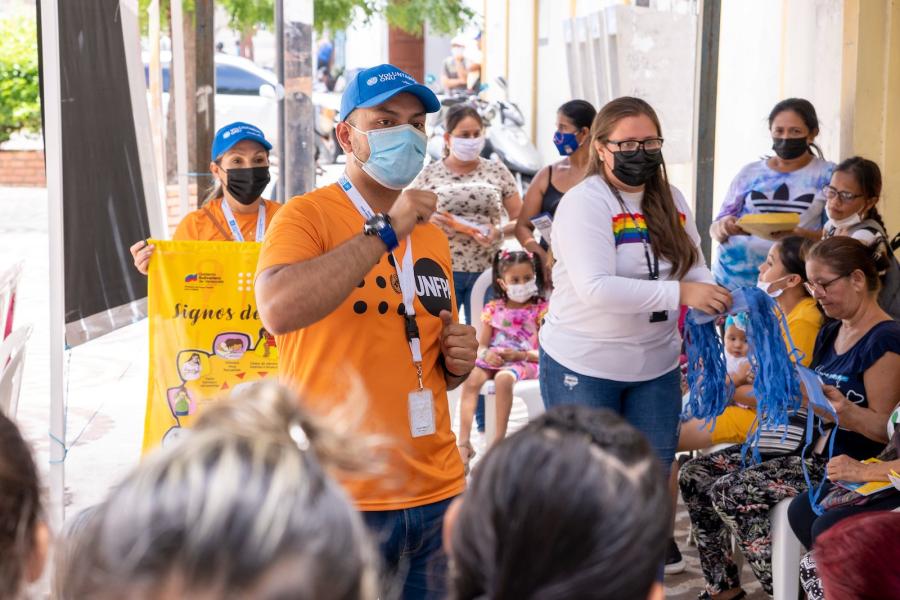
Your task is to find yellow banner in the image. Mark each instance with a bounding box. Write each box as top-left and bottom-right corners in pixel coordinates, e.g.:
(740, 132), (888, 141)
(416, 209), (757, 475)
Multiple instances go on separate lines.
(142, 240), (278, 452)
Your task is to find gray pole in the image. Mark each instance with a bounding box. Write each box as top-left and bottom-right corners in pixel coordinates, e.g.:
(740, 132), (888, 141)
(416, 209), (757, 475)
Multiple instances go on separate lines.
(195, 0), (215, 204)
(692, 0), (721, 263)
(275, 0), (286, 203)
(281, 2), (315, 199)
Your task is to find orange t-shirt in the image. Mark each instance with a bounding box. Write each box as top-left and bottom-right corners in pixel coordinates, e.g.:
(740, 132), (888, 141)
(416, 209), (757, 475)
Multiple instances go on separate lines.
(257, 183), (465, 511)
(173, 198), (281, 241)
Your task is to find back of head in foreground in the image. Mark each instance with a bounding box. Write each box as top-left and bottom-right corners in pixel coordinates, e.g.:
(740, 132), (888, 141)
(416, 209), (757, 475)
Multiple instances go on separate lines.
(449, 405), (669, 600)
(815, 511), (900, 600)
(0, 410), (49, 599)
(57, 382), (378, 600)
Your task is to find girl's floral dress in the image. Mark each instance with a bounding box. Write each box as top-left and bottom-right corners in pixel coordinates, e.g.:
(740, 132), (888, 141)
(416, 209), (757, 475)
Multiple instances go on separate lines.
(475, 298), (548, 380)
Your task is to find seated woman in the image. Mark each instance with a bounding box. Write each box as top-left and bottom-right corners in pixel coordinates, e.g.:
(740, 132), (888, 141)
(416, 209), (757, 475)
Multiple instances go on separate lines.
(790, 399), (900, 600)
(678, 236), (900, 600)
(445, 405), (668, 600)
(57, 382), (378, 600)
(821, 156), (899, 318)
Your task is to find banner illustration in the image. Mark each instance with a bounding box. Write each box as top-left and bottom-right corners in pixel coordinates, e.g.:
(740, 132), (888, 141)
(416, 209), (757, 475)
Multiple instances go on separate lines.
(142, 240), (278, 452)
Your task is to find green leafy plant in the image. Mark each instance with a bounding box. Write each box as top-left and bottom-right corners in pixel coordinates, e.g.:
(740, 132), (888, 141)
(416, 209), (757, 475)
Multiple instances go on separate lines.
(138, 0), (473, 39)
(0, 15), (41, 143)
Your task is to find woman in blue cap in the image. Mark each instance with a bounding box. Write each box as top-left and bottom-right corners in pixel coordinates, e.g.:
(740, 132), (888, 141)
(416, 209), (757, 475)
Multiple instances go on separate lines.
(130, 121), (280, 273)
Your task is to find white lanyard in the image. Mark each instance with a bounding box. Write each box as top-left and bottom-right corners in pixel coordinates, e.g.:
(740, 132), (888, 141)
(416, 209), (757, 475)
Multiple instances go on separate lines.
(338, 174), (424, 384)
(220, 199), (266, 242)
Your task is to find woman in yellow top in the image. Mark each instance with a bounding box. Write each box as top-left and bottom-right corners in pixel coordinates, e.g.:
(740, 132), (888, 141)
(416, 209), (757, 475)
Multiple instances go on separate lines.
(130, 121), (281, 274)
(680, 235), (823, 450)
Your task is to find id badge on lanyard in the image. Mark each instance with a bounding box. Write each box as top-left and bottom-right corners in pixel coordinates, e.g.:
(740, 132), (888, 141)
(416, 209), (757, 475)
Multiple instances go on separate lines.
(338, 174), (436, 437)
(220, 199), (266, 242)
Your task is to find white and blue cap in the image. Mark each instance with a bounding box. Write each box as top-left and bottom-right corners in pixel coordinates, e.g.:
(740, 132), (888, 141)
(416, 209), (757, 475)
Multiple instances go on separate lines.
(340, 64), (440, 121)
(211, 121), (272, 160)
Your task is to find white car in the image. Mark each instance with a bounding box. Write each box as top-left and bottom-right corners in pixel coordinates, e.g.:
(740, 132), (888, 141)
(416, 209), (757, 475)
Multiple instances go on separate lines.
(143, 52), (280, 148)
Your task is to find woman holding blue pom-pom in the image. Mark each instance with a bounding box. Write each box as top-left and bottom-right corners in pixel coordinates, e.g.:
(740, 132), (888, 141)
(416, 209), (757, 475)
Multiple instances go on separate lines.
(539, 96), (731, 489)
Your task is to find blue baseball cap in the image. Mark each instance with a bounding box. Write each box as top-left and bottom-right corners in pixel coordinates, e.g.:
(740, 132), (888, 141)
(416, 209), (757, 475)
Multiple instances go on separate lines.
(211, 122), (272, 160)
(340, 64), (440, 121)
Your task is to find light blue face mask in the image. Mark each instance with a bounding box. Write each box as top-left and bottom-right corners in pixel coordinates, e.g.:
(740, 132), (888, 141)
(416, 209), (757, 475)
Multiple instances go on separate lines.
(349, 123), (427, 189)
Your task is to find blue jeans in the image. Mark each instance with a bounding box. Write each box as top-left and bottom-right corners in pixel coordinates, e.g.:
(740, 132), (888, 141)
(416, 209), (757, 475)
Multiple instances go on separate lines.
(362, 497), (455, 600)
(453, 270), (490, 431)
(539, 348), (681, 477)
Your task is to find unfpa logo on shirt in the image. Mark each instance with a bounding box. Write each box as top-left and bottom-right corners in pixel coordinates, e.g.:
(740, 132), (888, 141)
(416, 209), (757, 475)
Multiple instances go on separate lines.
(413, 258), (452, 317)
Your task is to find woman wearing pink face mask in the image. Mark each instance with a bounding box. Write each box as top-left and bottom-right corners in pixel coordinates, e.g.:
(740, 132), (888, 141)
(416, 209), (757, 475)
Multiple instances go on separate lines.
(410, 104), (523, 327)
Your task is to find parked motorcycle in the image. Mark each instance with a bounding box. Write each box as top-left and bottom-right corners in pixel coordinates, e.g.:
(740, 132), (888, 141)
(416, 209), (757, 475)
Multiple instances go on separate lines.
(426, 77), (542, 192)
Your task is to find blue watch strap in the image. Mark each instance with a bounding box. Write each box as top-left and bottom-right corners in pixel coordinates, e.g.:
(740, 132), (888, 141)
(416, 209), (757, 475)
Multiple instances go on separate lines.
(376, 218), (399, 252)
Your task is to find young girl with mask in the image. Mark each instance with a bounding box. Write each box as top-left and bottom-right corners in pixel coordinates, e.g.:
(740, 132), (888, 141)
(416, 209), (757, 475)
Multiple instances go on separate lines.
(456, 250), (547, 467)
(821, 156), (900, 318)
(711, 98), (835, 291)
(130, 121), (280, 274)
(516, 99), (596, 280)
(540, 97), (730, 495)
(411, 104), (522, 327)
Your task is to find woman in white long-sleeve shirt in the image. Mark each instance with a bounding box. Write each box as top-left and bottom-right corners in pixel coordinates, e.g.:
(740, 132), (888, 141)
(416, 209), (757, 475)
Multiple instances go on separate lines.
(539, 97), (732, 477)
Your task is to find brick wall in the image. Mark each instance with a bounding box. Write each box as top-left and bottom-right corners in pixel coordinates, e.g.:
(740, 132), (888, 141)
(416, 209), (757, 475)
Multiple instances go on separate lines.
(0, 151), (46, 187)
(165, 184), (200, 237)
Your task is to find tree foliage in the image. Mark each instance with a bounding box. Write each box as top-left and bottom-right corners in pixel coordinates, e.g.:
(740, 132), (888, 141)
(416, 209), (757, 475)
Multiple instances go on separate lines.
(137, 0), (474, 38)
(219, 0), (274, 34)
(0, 15), (41, 143)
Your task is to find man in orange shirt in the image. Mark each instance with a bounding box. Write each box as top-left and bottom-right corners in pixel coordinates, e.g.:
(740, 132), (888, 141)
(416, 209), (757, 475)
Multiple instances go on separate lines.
(255, 64), (477, 599)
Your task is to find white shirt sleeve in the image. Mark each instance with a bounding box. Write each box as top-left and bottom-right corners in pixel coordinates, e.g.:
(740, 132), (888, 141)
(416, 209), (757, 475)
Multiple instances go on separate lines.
(553, 181), (681, 314)
(851, 228), (879, 246)
(675, 188), (716, 284)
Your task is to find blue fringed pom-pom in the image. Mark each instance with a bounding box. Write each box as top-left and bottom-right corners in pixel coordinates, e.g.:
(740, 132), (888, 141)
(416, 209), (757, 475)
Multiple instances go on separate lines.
(684, 286), (803, 460)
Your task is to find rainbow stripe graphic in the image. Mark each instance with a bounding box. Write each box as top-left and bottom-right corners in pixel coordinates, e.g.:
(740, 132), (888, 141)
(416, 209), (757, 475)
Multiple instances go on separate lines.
(612, 212), (686, 246)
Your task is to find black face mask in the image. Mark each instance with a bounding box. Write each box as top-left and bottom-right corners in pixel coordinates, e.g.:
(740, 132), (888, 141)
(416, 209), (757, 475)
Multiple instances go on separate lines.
(772, 137), (809, 160)
(611, 150), (663, 187)
(224, 166), (270, 205)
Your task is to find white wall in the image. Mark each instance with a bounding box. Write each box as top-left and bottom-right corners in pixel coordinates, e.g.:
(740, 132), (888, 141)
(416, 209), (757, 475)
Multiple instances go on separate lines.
(712, 0), (842, 216)
(343, 15), (389, 70)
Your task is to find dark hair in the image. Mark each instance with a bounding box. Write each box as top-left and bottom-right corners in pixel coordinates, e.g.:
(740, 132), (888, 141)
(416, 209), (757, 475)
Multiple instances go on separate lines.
(491, 249), (543, 301)
(445, 105), (483, 135)
(775, 236), (811, 283)
(450, 405), (668, 600)
(816, 512), (900, 599)
(588, 97), (699, 278)
(806, 236), (881, 293)
(558, 99), (596, 131)
(0, 411), (42, 596)
(768, 98), (822, 158)
(833, 156), (886, 231)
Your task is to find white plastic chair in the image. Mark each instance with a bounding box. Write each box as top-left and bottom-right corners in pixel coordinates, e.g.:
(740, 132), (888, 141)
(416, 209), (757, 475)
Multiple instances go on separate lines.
(769, 433), (830, 600)
(447, 269), (545, 446)
(0, 261), (24, 340)
(0, 325), (32, 419)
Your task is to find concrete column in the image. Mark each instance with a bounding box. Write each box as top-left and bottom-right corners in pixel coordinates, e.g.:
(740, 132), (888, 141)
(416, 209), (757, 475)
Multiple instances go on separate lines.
(841, 0), (900, 234)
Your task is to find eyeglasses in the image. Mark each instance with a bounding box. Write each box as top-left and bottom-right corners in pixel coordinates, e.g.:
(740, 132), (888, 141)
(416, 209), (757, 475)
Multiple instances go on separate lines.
(606, 138), (664, 157)
(822, 185), (865, 204)
(804, 274), (848, 296)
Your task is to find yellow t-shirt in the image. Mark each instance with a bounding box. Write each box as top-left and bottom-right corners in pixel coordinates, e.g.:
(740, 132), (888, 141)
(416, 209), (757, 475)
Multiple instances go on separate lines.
(173, 198), (281, 241)
(256, 183), (465, 511)
(783, 296), (823, 367)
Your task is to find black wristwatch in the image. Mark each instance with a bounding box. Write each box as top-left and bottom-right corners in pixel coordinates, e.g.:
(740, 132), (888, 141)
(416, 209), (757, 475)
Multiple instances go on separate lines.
(363, 213), (399, 251)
